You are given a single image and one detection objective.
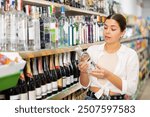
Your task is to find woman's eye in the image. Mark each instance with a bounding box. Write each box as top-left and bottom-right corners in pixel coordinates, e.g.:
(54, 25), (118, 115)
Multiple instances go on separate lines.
(104, 27), (107, 29)
(112, 29), (116, 31)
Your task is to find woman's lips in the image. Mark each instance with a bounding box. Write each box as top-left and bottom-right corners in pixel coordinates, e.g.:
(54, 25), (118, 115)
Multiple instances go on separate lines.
(105, 36), (111, 39)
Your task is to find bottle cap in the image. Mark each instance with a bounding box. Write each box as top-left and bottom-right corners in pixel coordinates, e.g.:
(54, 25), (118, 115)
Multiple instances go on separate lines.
(61, 6), (65, 13)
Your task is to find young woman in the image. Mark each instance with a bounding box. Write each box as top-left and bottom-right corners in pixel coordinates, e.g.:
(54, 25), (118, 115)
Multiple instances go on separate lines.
(78, 14), (139, 100)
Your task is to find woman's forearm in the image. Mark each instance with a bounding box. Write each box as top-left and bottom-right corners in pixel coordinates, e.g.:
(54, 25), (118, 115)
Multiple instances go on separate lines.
(79, 72), (90, 87)
(106, 71), (122, 91)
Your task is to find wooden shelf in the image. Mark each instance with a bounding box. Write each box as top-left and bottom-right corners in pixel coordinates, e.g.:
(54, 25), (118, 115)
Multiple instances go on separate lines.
(47, 83), (82, 100)
(19, 42), (104, 59)
(23, 0), (106, 16)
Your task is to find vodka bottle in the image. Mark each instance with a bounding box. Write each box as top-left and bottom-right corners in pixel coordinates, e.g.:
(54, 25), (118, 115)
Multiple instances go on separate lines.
(58, 6), (69, 48)
(5, 0), (18, 51)
(16, 0), (28, 51)
(49, 6), (58, 49)
(75, 46), (96, 72)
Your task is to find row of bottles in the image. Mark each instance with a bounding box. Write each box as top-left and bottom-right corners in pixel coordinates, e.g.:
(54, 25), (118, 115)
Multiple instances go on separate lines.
(0, 51), (80, 100)
(49, 0), (109, 14)
(0, 0), (105, 51)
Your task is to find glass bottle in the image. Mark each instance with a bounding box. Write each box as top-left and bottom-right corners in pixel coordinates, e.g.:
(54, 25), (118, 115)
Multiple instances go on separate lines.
(75, 46), (96, 73)
(32, 58), (42, 100)
(49, 55), (58, 94)
(16, 0), (28, 51)
(19, 72), (28, 100)
(25, 59), (36, 100)
(58, 6), (69, 48)
(38, 57), (47, 99)
(49, 6), (58, 49)
(0, 0), (6, 51)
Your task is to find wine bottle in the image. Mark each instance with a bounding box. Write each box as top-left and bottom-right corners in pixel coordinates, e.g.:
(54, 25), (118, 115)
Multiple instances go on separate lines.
(26, 59), (36, 100)
(49, 55), (58, 94)
(0, 91), (5, 100)
(67, 52), (74, 85)
(32, 58), (42, 100)
(54, 54), (63, 91)
(71, 51), (78, 83)
(59, 53), (67, 89)
(63, 53), (71, 87)
(43, 56), (52, 96)
(19, 72), (28, 100)
(75, 52), (80, 81)
(38, 57), (47, 99)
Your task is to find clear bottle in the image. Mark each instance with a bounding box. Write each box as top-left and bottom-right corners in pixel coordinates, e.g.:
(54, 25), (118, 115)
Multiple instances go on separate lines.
(49, 6), (58, 49)
(26, 5), (41, 51)
(16, 0), (28, 51)
(5, 0), (18, 51)
(0, 0), (5, 51)
(40, 7), (51, 49)
(58, 6), (69, 48)
(75, 46), (96, 73)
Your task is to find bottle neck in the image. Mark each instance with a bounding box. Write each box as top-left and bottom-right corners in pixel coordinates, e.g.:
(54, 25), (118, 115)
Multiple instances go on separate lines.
(32, 58), (38, 75)
(43, 56), (49, 71)
(59, 53), (63, 66)
(38, 57), (44, 74)
(54, 54), (59, 67)
(16, 0), (22, 11)
(49, 55), (55, 70)
(26, 59), (33, 78)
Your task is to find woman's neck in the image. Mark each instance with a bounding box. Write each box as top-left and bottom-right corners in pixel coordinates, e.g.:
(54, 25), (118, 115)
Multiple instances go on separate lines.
(105, 42), (121, 53)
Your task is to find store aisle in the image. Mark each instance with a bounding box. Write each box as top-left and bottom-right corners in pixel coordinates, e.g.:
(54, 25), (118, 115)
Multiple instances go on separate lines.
(138, 77), (150, 100)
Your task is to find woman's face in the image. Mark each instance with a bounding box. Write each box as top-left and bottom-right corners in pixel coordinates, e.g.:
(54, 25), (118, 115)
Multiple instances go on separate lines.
(103, 19), (125, 44)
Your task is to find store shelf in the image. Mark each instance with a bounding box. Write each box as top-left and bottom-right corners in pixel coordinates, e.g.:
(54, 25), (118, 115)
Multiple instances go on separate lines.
(121, 35), (144, 43)
(23, 0), (106, 16)
(19, 42), (104, 59)
(47, 83), (82, 100)
(137, 47), (146, 54)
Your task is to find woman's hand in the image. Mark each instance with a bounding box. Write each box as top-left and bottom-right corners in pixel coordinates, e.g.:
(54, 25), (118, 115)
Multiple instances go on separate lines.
(89, 64), (110, 79)
(78, 61), (89, 73)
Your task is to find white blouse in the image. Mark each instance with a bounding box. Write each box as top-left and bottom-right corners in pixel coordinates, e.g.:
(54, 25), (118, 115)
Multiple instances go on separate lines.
(79, 43), (139, 98)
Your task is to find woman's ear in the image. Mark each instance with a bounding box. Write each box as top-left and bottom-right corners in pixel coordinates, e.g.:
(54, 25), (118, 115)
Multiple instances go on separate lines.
(121, 30), (126, 38)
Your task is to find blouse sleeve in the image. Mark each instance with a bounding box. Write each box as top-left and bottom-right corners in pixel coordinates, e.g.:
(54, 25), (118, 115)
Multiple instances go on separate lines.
(122, 51), (139, 96)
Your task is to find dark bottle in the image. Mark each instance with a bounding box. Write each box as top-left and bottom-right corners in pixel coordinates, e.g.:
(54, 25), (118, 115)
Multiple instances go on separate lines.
(54, 54), (63, 91)
(63, 53), (71, 87)
(7, 84), (20, 100)
(0, 91), (5, 100)
(75, 52), (80, 81)
(38, 57), (47, 99)
(26, 59), (36, 100)
(49, 55), (58, 94)
(43, 56), (52, 96)
(19, 72), (28, 100)
(59, 53), (67, 89)
(67, 52), (74, 85)
(32, 58), (42, 100)
(71, 51), (78, 83)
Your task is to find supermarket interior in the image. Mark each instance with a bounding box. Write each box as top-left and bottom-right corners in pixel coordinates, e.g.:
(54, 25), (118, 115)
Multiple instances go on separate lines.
(0, 0), (150, 100)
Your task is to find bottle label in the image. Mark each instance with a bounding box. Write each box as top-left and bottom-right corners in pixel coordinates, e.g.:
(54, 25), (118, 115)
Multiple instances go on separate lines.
(29, 26), (34, 40)
(74, 77), (78, 82)
(10, 94), (20, 100)
(52, 81), (58, 91)
(47, 83), (52, 94)
(36, 87), (42, 99)
(44, 23), (50, 43)
(20, 93), (28, 100)
(66, 76), (71, 85)
(70, 75), (74, 83)
(63, 76), (67, 88)
(29, 90), (36, 100)
(57, 78), (63, 88)
(0, 94), (5, 100)
(41, 85), (47, 96)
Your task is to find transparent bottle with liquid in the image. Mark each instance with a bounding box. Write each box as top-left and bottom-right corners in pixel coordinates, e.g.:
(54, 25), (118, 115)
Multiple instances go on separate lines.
(75, 45), (96, 72)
